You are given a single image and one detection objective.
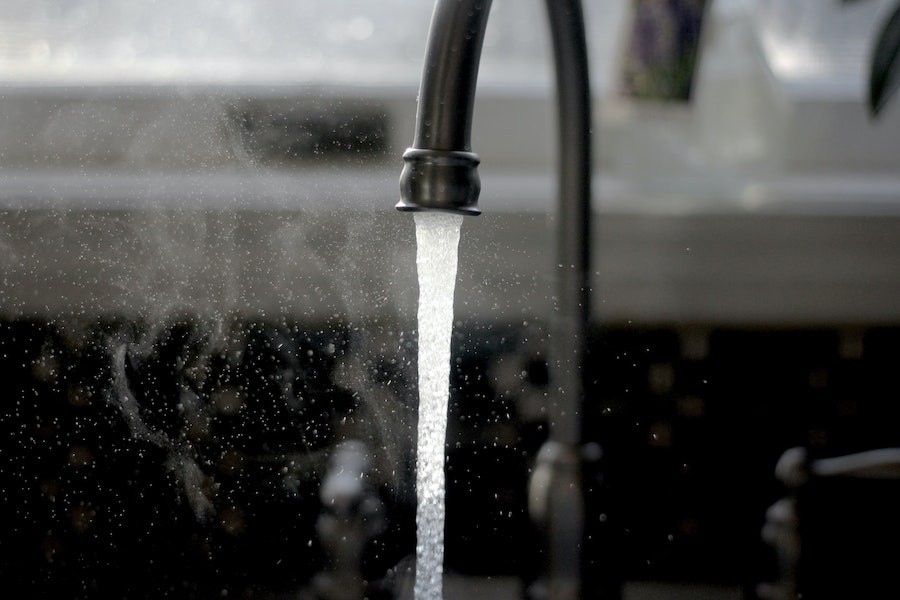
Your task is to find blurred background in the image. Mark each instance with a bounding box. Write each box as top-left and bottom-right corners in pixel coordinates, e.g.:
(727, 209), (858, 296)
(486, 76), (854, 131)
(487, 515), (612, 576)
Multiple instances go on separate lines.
(1, 0), (899, 598)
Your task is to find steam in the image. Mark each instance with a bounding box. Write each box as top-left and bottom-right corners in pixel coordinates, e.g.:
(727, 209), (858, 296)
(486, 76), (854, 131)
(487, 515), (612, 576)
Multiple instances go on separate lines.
(1, 94), (419, 531)
(110, 341), (216, 521)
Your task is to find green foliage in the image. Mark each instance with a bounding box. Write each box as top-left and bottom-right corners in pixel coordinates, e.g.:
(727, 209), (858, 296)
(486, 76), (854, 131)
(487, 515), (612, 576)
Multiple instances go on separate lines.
(869, 3), (900, 116)
(843, 0), (900, 116)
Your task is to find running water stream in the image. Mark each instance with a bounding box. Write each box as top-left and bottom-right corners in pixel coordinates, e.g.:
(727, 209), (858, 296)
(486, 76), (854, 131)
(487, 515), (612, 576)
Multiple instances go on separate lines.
(412, 212), (464, 600)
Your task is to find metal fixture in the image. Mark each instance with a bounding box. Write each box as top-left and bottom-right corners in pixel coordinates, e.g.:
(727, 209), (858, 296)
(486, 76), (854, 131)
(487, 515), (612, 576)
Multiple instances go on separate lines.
(397, 0), (593, 597)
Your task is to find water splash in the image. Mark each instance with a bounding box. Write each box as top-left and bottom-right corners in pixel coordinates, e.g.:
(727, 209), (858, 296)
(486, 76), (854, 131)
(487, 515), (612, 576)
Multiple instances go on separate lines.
(412, 212), (463, 600)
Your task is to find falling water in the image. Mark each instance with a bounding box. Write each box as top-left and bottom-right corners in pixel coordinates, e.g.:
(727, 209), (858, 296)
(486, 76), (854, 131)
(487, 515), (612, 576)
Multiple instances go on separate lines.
(413, 212), (464, 600)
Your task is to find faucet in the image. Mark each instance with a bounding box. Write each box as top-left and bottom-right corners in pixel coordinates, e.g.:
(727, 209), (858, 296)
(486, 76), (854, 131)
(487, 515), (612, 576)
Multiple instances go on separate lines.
(315, 440), (386, 600)
(397, 1), (594, 598)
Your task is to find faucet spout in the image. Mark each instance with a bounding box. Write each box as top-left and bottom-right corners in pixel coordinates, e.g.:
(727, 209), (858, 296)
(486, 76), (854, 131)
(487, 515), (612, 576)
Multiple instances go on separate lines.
(396, 0), (491, 215)
(398, 0), (595, 597)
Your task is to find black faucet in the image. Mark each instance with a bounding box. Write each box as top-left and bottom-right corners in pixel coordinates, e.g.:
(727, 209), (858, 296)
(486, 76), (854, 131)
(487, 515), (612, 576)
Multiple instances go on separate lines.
(397, 1), (594, 598)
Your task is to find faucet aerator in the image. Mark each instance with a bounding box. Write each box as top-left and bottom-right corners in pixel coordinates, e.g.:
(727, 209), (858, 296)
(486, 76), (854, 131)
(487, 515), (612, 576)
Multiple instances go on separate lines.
(397, 148), (482, 216)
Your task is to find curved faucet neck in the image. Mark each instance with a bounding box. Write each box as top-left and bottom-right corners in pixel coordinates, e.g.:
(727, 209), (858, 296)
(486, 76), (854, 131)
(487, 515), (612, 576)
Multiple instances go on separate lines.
(412, 0), (492, 152)
(397, 0), (491, 215)
(399, 0), (593, 445)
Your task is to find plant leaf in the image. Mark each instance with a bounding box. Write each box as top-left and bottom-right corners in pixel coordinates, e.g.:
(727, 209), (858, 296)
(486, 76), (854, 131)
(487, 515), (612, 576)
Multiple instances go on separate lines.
(870, 2), (900, 116)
